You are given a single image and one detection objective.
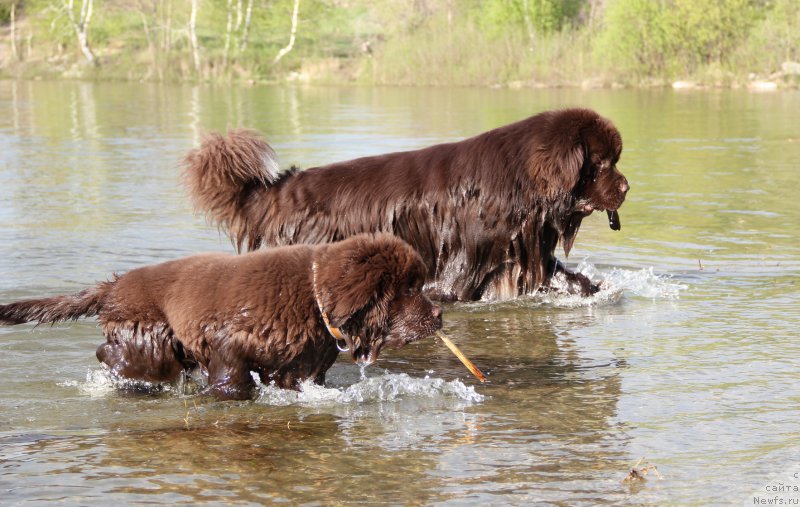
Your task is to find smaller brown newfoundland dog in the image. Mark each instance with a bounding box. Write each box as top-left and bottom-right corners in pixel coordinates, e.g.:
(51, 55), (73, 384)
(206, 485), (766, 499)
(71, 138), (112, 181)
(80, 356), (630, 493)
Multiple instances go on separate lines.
(184, 108), (629, 302)
(0, 234), (442, 400)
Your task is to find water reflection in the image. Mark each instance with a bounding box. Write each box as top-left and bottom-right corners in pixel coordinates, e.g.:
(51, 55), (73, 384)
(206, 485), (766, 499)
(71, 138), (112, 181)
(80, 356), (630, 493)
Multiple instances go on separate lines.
(1, 81), (799, 505)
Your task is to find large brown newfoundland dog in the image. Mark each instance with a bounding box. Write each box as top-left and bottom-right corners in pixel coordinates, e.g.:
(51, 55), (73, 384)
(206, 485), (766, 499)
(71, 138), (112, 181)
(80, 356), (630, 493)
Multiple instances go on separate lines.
(184, 108), (629, 301)
(0, 234), (442, 400)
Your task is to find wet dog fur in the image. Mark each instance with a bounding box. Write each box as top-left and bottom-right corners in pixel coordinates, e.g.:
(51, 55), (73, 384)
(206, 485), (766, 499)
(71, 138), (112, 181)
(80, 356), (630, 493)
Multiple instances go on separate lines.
(0, 234), (443, 400)
(183, 108), (629, 301)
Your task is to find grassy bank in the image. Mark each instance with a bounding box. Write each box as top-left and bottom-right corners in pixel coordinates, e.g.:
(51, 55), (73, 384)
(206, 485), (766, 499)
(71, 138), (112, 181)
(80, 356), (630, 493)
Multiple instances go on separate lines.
(1, 0), (799, 88)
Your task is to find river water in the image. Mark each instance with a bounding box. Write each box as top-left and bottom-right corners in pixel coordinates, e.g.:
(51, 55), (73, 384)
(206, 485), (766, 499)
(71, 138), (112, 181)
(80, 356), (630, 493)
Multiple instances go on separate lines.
(0, 81), (798, 505)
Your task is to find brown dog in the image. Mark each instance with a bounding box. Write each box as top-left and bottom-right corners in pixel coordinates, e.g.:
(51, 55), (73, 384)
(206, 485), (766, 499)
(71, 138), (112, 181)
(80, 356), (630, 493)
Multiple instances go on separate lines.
(183, 108), (629, 301)
(0, 234), (443, 400)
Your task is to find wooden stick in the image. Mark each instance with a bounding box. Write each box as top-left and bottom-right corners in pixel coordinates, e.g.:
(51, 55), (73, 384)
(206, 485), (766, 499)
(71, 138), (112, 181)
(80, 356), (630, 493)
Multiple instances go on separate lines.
(436, 331), (486, 382)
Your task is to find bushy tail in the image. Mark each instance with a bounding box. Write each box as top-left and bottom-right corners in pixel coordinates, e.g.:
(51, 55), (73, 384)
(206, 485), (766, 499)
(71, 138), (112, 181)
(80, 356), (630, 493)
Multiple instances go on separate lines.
(182, 129), (281, 252)
(0, 282), (112, 325)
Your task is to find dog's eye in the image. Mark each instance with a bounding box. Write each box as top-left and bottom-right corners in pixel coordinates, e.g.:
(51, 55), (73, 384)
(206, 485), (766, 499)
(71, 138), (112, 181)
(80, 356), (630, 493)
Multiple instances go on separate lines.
(593, 162), (608, 181)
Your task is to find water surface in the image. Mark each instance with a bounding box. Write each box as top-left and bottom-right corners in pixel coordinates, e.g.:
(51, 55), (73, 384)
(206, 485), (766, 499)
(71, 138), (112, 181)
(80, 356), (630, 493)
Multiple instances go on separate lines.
(0, 81), (798, 505)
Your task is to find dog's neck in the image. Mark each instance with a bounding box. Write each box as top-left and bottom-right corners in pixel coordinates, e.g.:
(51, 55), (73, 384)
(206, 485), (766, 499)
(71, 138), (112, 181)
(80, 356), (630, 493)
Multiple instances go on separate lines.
(311, 260), (354, 354)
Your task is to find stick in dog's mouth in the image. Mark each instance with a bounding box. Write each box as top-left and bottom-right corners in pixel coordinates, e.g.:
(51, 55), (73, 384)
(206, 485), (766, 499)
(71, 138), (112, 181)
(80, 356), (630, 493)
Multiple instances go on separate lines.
(435, 331), (486, 382)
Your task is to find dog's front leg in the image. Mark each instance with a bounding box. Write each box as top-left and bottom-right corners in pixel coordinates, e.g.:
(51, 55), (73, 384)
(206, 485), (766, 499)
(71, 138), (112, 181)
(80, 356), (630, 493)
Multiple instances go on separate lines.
(206, 354), (255, 400)
(544, 257), (600, 296)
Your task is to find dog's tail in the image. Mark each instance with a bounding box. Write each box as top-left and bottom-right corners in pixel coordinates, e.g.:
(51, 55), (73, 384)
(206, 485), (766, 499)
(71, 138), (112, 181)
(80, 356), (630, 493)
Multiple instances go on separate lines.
(182, 129), (281, 252)
(0, 281), (112, 326)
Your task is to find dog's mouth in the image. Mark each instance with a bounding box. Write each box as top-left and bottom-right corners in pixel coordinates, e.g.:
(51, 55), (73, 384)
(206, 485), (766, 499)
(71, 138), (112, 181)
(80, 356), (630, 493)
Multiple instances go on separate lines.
(573, 201), (622, 231)
(351, 317), (442, 365)
(350, 336), (384, 365)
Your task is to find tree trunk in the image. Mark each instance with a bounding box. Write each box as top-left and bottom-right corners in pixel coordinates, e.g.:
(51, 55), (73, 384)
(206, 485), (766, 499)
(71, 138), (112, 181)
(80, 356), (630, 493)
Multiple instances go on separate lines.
(189, 0), (200, 74)
(65, 0), (96, 65)
(235, 0), (243, 31)
(522, 0), (534, 45)
(140, 11), (153, 51)
(164, 0), (173, 52)
(239, 0), (253, 51)
(138, 8), (155, 79)
(10, 1), (18, 61)
(273, 0), (300, 65)
(223, 0), (233, 69)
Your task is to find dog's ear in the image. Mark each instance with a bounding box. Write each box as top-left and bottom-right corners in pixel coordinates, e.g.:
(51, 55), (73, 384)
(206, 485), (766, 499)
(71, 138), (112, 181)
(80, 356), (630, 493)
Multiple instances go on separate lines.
(528, 119), (585, 199)
(312, 234), (425, 328)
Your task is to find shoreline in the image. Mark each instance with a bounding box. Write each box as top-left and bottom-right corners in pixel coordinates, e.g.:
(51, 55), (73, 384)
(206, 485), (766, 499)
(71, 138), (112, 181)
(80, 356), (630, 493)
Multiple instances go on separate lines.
(1, 62), (797, 92)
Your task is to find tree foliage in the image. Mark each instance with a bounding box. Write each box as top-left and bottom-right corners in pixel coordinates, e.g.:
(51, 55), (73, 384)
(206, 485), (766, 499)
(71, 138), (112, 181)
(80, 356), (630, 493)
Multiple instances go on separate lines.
(471, 0), (582, 37)
(1, 0), (797, 85)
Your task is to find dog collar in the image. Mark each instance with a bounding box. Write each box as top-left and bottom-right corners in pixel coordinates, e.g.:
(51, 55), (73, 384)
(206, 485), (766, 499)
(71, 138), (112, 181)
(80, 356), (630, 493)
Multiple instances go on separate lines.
(311, 260), (354, 353)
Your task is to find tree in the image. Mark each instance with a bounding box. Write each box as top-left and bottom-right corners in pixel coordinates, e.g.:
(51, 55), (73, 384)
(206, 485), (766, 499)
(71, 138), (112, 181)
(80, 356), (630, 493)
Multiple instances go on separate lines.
(239, 0), (253, 51)
(10, 0), (19, 60)
(189, 0), (200, 73)
(223, 0), (234, 68)
(63, 0), (96, 65)
(273, 0), (300, 64)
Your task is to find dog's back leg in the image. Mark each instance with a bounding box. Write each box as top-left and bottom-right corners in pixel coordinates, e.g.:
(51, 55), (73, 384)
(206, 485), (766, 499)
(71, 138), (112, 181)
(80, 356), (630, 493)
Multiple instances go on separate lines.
(96, 321), (191, 383)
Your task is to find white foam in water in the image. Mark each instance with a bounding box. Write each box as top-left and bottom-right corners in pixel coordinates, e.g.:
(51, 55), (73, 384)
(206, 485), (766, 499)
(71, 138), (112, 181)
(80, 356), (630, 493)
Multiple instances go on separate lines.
(527, 261), (687, 308)
(62, 367), (483, 406)
(253, 372), (484, 406)
(599, 265), (687, 300)
(59, 367), (179, 398)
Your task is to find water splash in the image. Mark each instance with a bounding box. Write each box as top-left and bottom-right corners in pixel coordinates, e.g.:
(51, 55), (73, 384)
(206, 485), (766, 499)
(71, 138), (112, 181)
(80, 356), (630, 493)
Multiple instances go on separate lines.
(458, 262), (688, 312)
(253, 373), (484, 406)
(576, 261), (687, 299)
(531, 263), (686, 308)
(59, 367), (198, 398)
(63, 367), (483, 406)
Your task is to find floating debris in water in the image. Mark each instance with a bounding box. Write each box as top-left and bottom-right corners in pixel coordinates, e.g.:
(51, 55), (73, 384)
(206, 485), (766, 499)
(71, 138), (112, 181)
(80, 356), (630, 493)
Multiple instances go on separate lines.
(622, 457), (663, 484)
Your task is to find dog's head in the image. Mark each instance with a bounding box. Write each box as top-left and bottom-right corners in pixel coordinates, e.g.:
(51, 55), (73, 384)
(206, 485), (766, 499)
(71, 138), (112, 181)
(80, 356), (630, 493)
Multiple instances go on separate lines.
(528, 108), (629, 256)
(312, 234), (442, 364)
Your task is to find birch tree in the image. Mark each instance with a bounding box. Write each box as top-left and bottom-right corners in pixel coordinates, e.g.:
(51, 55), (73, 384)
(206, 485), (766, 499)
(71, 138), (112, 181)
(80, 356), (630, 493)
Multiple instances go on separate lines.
(162, 0), (173, 52)
(223, 0), (234, 68)
(10, 1), (18, 61)
(273, 0), (300, 64)
(239, 0), (253, 51)
(63, 0), (96, 65)
(189, 0), (200, 73)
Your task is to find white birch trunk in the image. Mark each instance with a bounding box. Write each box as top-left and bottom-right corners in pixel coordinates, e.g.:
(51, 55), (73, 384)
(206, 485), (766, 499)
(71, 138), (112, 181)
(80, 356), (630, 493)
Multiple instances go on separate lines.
(10, 1), (18, 60)
(140, 11), (153, 51)
(235, 0), (243, 31)
(522, 0), (534, 44)
(64, 0), (96, 65)
(189, 0), (200, 74)
(273, 0), (300, 65)
(223, 0), (233, 69)
(164, 0), (173, 52)
(239, 0), (253, 51)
